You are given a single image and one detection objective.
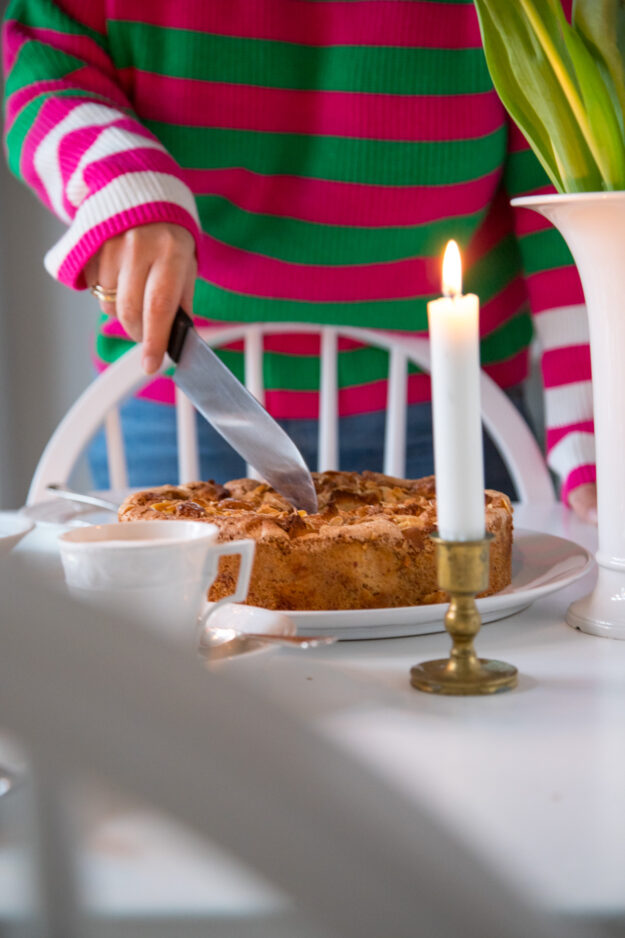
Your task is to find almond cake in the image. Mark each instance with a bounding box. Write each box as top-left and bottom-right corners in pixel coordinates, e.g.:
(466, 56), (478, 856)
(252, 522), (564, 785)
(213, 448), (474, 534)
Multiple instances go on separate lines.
(118, 471), (513, 611)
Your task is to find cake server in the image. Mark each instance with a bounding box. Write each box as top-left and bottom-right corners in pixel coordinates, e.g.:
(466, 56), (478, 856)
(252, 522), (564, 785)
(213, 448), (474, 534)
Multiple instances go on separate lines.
(167, 309), (318, 513)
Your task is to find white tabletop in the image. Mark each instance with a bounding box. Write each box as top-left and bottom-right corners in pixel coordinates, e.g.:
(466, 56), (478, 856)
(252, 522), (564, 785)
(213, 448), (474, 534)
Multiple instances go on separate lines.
(242, 503), (625, 922)
(4, 502), (624, 931)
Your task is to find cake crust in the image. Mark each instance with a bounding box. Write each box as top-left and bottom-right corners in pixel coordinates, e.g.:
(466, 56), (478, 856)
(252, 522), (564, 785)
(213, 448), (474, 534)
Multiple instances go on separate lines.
(118, 471), (513, 610)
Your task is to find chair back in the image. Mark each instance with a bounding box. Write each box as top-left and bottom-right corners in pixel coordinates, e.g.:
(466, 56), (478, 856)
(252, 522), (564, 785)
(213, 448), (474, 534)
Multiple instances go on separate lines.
(27, 323), (555, 504)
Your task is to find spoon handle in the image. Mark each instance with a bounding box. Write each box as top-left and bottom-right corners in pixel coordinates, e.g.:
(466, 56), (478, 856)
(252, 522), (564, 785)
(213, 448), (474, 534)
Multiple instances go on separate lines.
(245, 632), (337, 648)
(46, 484), (120, 513)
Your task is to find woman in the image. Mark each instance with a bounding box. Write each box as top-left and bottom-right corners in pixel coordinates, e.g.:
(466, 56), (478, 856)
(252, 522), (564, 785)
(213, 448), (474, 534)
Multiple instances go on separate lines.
(2, 0), (596, 519)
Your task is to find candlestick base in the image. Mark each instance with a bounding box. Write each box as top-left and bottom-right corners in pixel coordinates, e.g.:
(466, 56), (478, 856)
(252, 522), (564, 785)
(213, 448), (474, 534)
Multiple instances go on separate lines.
(410, 657), (517, 695)
(410, 535), (518, 696)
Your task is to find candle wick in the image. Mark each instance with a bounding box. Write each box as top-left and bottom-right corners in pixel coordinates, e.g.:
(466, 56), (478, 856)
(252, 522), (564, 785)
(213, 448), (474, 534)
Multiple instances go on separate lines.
(443, 287), (460, 300)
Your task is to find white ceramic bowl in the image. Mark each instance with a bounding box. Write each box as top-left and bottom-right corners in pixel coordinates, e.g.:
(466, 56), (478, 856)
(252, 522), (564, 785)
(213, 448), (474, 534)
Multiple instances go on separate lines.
(0, 512), (35, 555)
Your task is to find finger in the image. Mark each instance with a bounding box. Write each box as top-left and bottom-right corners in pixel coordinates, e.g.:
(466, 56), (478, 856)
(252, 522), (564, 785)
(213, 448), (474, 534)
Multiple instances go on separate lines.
(579, 502), (598, 525)
(578, 505), (598, 525)
(83, 255), (99, 291)
(568, 482), (598, 525)
(141, 260), (188, 374)
(180, 254), (198, 313)
(90, 240), (122, 318)
(116, 251), (152, 343)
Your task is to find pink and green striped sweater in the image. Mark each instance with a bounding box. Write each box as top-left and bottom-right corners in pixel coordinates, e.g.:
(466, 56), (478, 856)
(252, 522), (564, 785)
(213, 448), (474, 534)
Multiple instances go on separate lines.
(2, 0), (595, 500)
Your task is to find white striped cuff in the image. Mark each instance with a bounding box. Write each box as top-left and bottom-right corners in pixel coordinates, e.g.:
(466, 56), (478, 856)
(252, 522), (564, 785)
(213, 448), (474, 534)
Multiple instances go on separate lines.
(548, 430), (595, 479)
(44, 170), (200, 280)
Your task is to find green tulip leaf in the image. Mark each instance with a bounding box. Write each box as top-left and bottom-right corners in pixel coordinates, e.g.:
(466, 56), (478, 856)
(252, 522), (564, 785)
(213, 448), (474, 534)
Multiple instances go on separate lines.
(474, 0), (624, 193)
(474, 1), (563, 189)
(573, 0), (625, 137)
(558, 13), (625, 188)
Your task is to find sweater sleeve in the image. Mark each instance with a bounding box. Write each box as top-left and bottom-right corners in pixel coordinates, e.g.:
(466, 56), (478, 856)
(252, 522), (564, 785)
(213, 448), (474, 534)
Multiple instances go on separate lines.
(2, 0), (201, 289)
(502, 120), (596, 503)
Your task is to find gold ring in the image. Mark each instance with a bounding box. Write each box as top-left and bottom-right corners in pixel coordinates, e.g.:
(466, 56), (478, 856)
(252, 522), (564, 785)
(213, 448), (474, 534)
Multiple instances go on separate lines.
(90, 282), (118, 303)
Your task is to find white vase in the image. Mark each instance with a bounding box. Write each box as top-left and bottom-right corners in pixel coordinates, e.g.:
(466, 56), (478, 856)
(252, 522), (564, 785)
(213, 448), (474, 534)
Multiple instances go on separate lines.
(513, 191), (625, 639)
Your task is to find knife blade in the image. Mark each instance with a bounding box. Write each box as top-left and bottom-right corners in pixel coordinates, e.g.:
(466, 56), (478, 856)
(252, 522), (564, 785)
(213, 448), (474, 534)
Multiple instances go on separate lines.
(167, 309), (318, 514)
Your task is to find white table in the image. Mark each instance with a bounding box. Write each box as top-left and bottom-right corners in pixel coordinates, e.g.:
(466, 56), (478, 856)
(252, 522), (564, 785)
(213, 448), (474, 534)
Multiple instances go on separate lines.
(3, 502), (624, 936)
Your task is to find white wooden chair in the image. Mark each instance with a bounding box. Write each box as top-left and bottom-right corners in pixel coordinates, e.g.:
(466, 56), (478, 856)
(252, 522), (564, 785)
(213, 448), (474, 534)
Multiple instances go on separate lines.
(27, 323), (555, 505)
(0, 560), (593, 938)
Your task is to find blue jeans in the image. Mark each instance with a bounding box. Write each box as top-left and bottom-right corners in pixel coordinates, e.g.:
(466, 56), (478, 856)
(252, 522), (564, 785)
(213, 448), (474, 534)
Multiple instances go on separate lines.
(88, 386), (534, 500)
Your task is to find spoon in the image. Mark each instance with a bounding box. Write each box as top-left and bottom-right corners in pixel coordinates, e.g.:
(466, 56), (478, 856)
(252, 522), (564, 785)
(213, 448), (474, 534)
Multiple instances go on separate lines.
(46, 483), (120, 513)
(199, 625), (336, 661)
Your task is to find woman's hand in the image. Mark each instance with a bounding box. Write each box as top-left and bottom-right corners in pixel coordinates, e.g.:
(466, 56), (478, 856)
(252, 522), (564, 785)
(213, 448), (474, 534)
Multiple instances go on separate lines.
(568, 481), (597, 524)
(84, 223), (197, 374)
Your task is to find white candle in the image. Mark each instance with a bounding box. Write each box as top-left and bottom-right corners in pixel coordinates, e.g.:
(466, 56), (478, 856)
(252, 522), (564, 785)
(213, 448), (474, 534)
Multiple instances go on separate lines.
(427, 240), (485, 541)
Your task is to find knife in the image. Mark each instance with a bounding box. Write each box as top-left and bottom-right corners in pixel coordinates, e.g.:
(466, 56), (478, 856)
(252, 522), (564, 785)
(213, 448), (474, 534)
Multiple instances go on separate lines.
(167, 309), (318, 514)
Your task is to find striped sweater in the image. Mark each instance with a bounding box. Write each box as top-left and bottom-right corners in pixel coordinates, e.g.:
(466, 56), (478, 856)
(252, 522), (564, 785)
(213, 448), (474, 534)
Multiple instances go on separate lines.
(2, 0), (595, 500)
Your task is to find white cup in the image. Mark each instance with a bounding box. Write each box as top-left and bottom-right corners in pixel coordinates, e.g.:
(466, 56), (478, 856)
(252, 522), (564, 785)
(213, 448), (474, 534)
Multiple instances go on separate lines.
(58, 521), (255, 644)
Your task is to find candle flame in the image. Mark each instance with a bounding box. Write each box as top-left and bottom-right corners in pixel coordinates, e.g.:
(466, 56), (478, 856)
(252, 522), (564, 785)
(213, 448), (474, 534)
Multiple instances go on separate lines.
(442, 240), (462, 298)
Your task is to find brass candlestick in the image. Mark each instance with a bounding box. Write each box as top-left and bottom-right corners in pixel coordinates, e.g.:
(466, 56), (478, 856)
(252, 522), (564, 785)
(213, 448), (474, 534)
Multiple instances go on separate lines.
(410, 534), (518, 695)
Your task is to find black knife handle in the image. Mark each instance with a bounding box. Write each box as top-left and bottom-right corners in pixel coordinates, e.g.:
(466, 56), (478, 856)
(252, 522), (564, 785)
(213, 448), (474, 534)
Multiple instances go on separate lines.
(167, 308), (193, 363)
